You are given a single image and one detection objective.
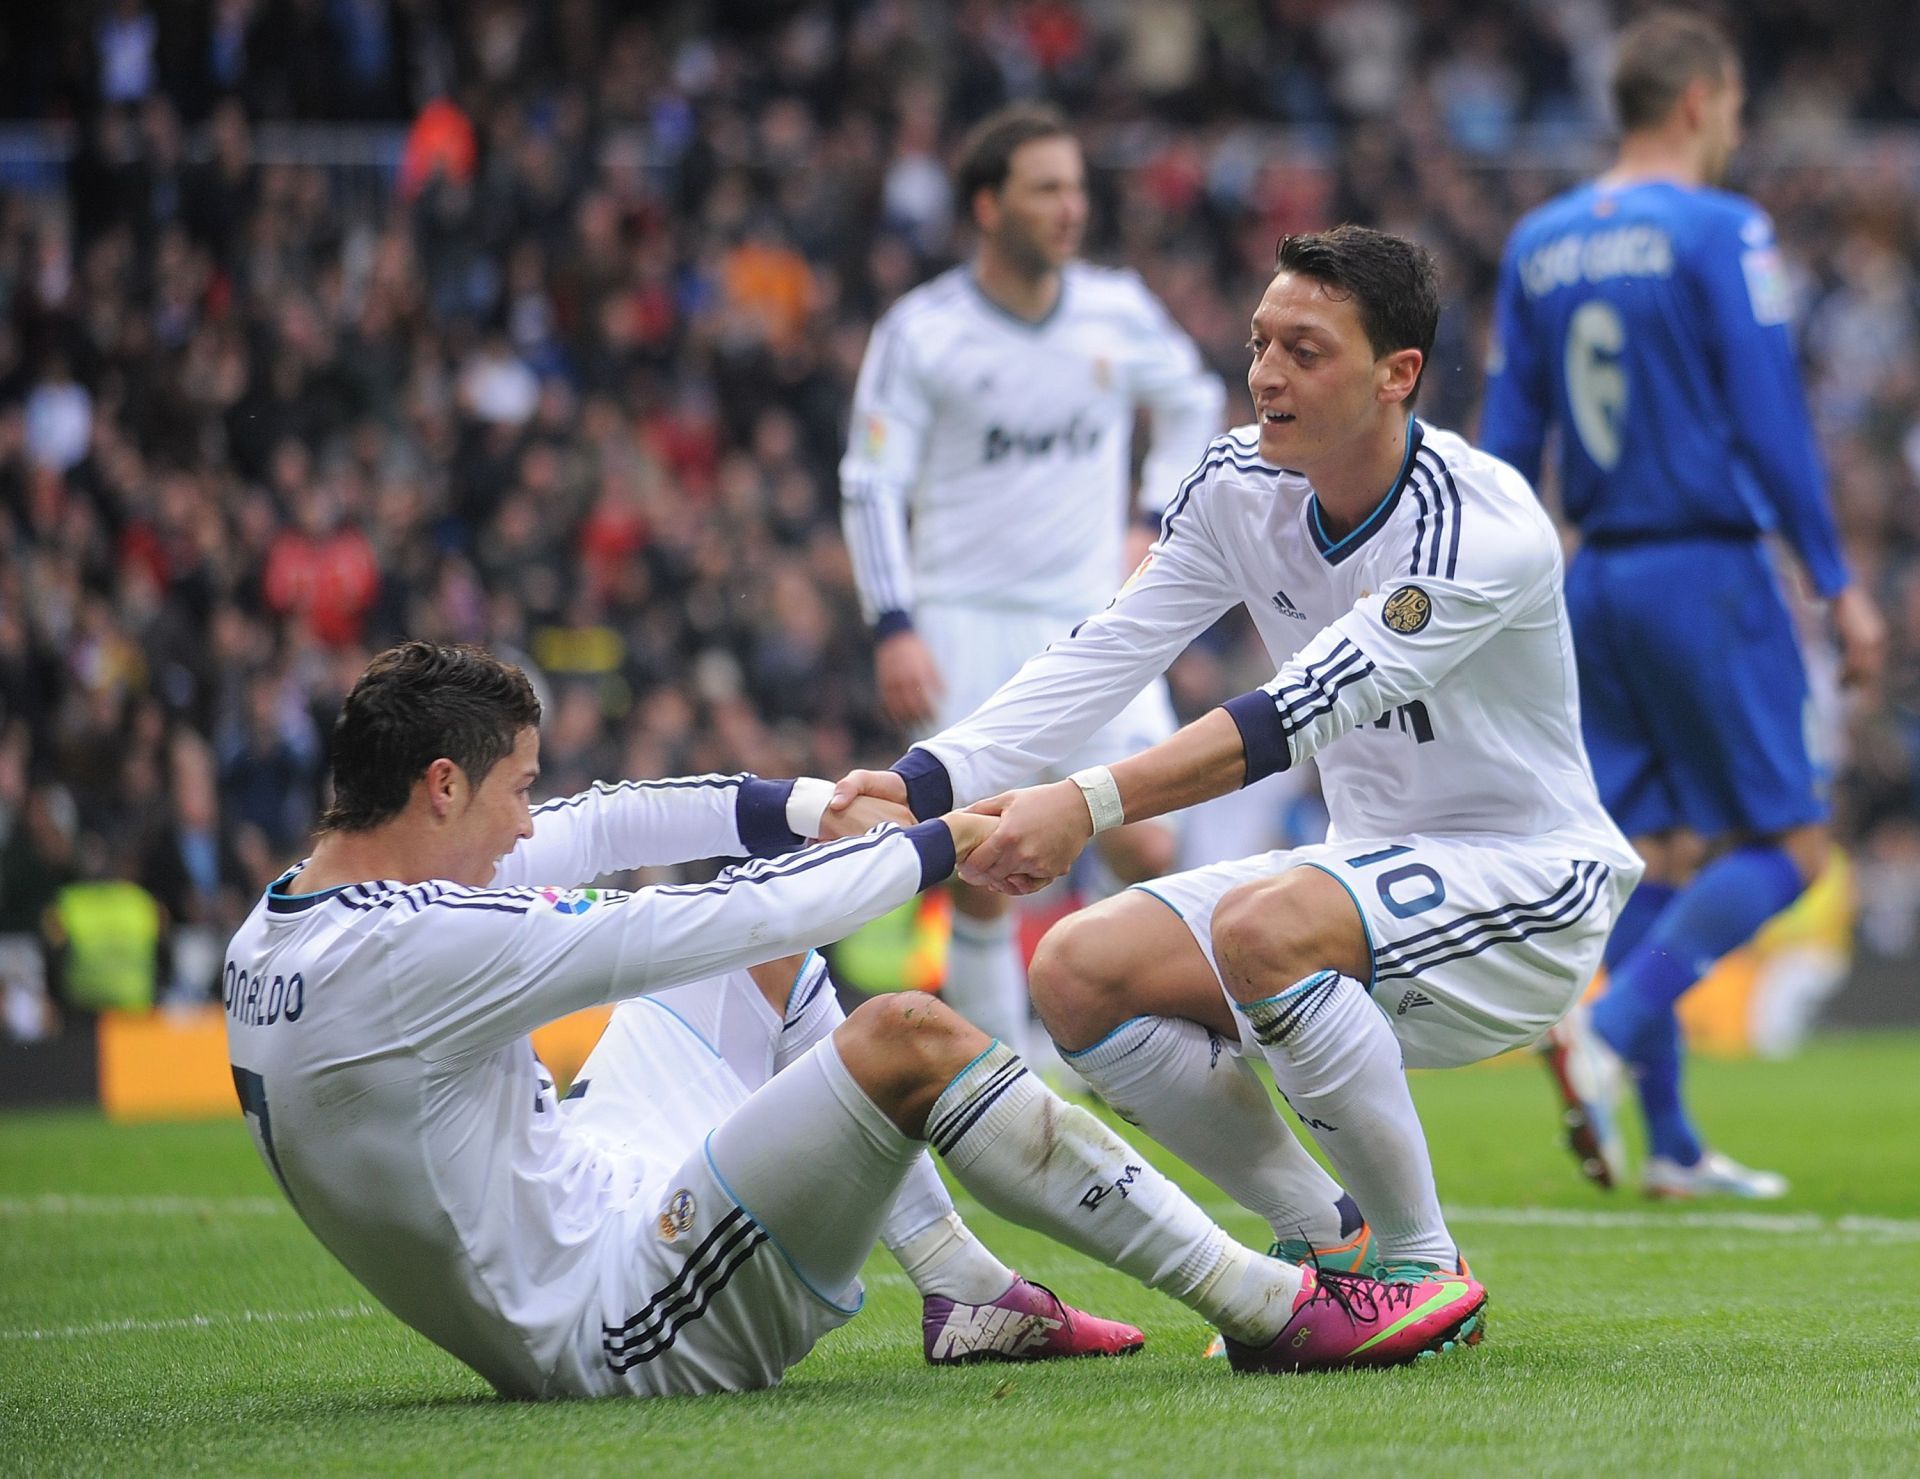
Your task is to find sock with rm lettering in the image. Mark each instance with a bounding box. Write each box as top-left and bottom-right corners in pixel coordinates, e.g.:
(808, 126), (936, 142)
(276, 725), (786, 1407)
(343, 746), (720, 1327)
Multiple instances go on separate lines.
(1064, 1014), (1352, 1248)
(926, 1042), (1302, 1343)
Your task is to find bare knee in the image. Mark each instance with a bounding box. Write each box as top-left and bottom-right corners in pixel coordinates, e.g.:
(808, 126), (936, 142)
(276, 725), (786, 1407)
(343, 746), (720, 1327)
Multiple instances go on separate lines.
(1211, 870), (1369, 1005)
(833, 992), (991, 1136)
(1773, 823), (1830, 887)
(1027, 908), (1139, 1052)
(1634, 830), (1707, 888)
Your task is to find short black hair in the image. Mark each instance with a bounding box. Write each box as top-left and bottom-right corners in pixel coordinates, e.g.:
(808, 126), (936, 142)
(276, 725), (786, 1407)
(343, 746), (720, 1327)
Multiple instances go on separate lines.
(1612, 11), (1738, 132)
(320, 642), (541, 833)
(1274, 225), (1439, 407)
(953, 104), (1074, 212)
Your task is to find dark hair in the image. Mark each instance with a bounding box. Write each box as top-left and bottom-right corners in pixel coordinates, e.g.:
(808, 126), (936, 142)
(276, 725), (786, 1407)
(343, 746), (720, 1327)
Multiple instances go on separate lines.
(1274, 225), (1439, 406)
(1611, 11), (1738, 132)
(954, 104), (1074, 211)
(320, 642), (541, 833)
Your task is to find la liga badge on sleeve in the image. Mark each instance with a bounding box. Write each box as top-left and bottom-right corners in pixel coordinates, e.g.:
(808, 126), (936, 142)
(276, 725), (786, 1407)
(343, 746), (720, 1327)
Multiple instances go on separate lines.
(1382, 585), (1433, 634)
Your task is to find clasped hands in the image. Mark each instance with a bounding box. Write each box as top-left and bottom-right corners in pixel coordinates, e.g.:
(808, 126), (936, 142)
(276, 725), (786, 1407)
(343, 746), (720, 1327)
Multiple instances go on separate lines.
(818, 770), (1094, 894)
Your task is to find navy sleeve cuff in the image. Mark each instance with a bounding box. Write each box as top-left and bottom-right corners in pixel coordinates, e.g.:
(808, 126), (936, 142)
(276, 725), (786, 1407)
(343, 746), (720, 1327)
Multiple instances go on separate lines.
(890, 748), (953, 821)
(903, 819), (957, 891)
(873, 609), (915, 642)
(735, 777), (804, 857)
(1221, 691), (1293, 785)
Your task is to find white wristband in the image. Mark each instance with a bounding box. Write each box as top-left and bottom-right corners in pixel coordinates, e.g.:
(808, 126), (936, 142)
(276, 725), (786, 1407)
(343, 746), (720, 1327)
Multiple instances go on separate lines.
(786, 777), (836, 839)
(1068, 766), (1125, 834)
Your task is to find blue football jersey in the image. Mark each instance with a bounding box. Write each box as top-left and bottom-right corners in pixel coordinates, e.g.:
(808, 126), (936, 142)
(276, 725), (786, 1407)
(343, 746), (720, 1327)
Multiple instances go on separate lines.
(1480, 180), (1848, 597)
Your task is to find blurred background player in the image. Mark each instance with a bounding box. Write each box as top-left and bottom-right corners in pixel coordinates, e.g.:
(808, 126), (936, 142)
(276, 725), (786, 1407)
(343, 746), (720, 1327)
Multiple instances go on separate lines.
(838, 104), (1223, 1053)
(1479, 10), (1886, 1198)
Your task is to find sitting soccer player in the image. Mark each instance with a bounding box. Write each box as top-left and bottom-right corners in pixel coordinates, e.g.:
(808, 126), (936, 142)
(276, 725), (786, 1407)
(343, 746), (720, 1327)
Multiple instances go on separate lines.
(221, 641), (1483, 1399)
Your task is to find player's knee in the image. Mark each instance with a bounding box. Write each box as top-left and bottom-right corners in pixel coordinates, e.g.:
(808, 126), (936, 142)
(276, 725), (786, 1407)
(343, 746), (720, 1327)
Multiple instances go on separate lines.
(1212, 872), (1360, 1003)
(1774, 824), (1830, 888)
(843, 992), (982, 1084)
(1028, 909), (1133, 1050)
(835, 993), (993, 1136)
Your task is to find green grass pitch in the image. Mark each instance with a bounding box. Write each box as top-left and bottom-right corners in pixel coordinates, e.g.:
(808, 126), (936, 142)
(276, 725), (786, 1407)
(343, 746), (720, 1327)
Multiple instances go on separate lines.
(4, 1033), (1919, 1476)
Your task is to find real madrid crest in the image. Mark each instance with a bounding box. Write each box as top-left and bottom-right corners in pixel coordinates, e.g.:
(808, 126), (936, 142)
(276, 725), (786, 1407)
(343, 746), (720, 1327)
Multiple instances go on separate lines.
(1382, 585), (1432, 635)
(657, 1187), (697, 1242)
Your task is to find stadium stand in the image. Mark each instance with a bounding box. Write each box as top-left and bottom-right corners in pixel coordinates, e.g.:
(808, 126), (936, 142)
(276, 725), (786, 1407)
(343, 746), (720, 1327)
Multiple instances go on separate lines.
(0, 1), (1916, 1052)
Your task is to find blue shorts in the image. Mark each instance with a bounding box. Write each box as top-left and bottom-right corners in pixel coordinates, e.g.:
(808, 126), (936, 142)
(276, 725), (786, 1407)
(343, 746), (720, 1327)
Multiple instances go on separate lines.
(1566, 536), (1825, 840)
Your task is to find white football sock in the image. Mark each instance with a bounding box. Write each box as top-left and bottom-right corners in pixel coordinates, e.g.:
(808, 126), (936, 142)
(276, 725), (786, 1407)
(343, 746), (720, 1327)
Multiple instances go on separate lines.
(1065, 1014), (1352, 1247)
(927, 1042), (1302, 1342)
(779, 960), (1014, 1302)
(944, 908), (1031, 1057)
(1236, 972), (1455, 1268)
(887, 1210), (1016, 1304)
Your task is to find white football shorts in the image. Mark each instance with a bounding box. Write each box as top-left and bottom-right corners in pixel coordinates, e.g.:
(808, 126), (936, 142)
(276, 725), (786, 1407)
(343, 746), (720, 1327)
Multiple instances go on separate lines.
(553, 974), (907, 1398)
(1137, 834), (1628, 1069)
(916, 598), (1176, 778)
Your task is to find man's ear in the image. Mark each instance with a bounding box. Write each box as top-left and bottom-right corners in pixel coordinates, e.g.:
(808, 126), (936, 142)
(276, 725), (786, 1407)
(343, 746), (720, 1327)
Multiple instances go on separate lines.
(1677, 74), (1714, 131)
(422, 757), (463, 820)
(1377, 347), (1424, 406)
(971, 184), (1001, 236)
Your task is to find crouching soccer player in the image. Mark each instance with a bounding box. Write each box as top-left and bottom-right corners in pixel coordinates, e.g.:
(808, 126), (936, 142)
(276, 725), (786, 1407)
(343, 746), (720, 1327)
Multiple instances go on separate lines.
(221, 642), (1483, 1399)
(830, 227), (1645, 1310)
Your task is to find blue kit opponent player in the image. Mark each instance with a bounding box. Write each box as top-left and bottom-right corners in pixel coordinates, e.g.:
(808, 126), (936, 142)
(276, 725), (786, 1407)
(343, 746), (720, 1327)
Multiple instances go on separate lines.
(1479, 10), (1885, 1197)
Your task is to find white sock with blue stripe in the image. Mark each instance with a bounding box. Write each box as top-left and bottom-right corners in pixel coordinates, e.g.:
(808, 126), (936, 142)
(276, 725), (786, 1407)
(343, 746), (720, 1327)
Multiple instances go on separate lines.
(1064, 1015), (1350, 1247)
(928, 1042), (1303, 1340)
(1237, 971), (1455, 1269)
(776, 964), (1014, 1303)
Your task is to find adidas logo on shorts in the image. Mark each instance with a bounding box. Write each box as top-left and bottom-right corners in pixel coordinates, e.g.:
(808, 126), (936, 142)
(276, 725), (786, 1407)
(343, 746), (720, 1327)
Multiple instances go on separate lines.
(1396, 990), (1435, 1016)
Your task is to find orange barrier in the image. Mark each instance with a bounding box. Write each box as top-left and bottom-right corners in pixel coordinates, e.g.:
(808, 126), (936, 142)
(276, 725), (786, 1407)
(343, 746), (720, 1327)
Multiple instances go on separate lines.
(94, 1004), (616, 1122)
(529, 1005), (613, 1091)
(99, 1008), (236, 1122)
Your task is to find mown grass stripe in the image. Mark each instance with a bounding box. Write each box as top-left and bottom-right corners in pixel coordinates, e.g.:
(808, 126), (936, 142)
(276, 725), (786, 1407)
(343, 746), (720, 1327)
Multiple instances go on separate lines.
(2, 1305), (380, 1342)
(0, 1194), (288, 1217)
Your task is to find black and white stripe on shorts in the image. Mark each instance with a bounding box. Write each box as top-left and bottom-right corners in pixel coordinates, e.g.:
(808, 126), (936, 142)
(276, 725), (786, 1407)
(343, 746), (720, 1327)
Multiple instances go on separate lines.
(1372, 861), (1610, 985)
(602, 1207), (769, 1372)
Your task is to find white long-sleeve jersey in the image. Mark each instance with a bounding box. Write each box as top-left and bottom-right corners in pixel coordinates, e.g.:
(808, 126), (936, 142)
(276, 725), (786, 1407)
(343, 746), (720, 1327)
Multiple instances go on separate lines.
(222, 775), (954, 1398)
(839, 262), (1225, 623)
(896, 421), (1638, 872)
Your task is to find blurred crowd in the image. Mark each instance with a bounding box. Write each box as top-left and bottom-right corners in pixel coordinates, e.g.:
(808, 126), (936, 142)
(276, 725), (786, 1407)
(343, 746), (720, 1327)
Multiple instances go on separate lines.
(1, 0), (1919, 1028)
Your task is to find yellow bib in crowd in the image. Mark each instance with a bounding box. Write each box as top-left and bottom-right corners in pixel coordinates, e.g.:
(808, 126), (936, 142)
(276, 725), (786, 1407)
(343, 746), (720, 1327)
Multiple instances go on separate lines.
(56, 881), (162, 1013)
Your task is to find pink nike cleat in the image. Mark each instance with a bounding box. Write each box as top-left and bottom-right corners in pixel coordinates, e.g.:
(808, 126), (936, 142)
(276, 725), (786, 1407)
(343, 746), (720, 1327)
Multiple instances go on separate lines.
(922, 1277), (1146, 1365)
(1217, 1265), (1487, 1373)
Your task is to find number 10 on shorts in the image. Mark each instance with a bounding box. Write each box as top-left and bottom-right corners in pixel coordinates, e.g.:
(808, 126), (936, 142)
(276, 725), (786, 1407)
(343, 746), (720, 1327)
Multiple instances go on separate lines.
(1348, 844), (1448, 920)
